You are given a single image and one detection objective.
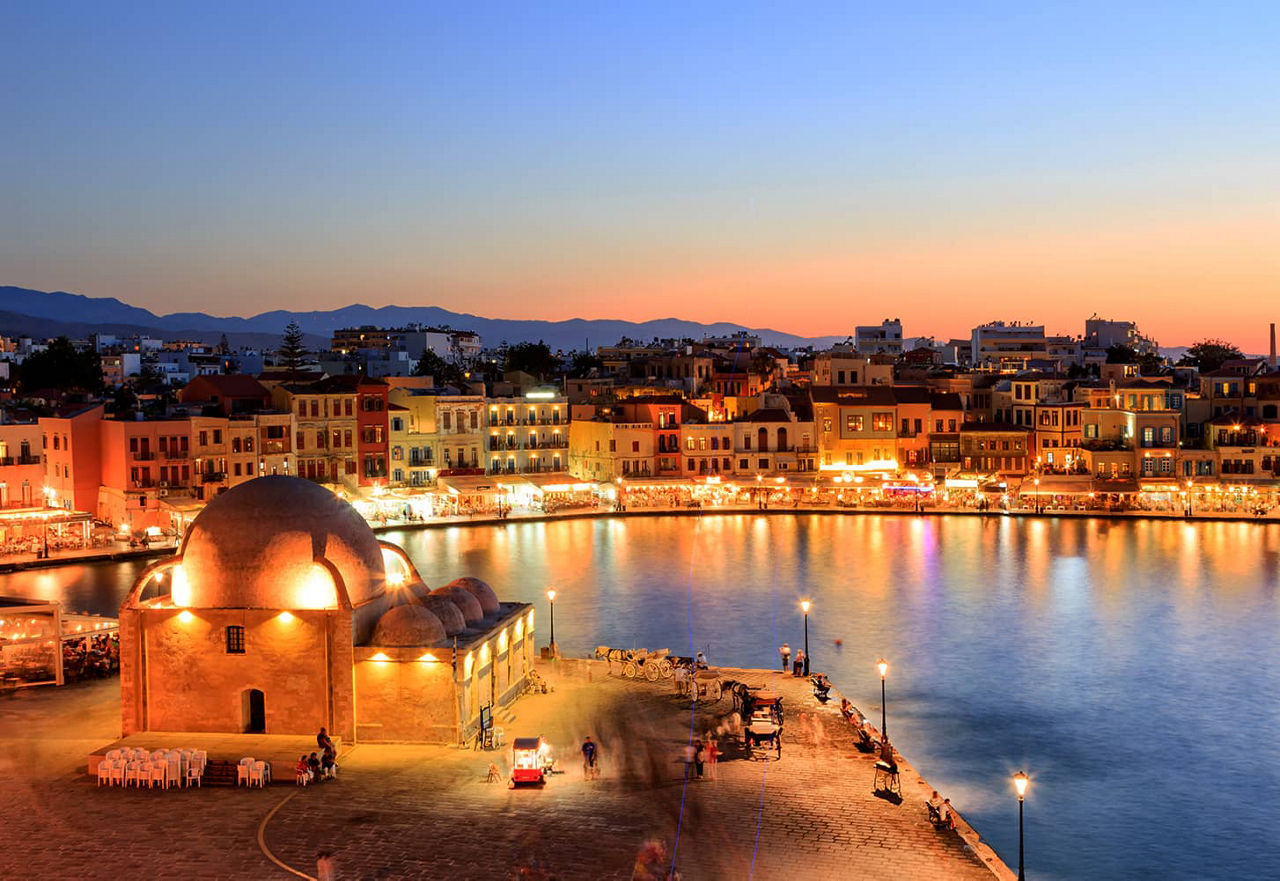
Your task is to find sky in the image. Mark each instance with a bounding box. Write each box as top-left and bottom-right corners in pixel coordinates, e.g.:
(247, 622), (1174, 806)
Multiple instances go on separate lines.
(3, 1), (1280, 349)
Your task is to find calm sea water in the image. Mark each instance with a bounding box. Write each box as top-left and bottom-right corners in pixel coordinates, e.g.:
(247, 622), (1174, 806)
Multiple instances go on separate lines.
(6, 514), (1279, 880)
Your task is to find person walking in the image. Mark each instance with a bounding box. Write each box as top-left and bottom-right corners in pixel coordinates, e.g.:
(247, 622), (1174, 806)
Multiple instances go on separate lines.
(706, 736), (719, 780)
(793, 649), (805, 677)
(581, 736), (598, 780)
(693, 739), (706, 780)
(779, 642), (791, 672)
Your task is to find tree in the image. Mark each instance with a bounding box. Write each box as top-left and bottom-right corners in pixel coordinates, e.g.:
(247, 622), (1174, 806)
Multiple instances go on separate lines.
(109, 385), (139, 416)
(503, 341), (559, 379)
(414, 349), (464, 385)
(568, 351), (603, 378)
(1179, 339), (1243, 374)
(1105, 344), (1137, 364)
(216, 333), (230, 356)
(17, 337), (104, 393)
(278, 321), (308, 371)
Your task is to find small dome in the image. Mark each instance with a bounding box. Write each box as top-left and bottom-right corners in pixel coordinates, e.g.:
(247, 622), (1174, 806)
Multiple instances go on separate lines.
(446, 577), (500, 615)
(419, 595), (467, 636)
(175, 476), (385, 609)
(431, 585), (483, 624)
(372, 604), (446, 647)
(406, 580), (432, 601)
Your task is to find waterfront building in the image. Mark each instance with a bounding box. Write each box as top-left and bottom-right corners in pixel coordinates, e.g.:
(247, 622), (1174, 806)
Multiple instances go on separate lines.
(810, 348), (893, 387)
(118, 476), (533, 743)
(812, 386), (901, 473)
(272, 377), (360, 485)
(39, 404), (104, 514)
(386, 388), (442, 486)
(484, 394), (569, 475)
(958, 423), (1032, 476)
(97, 416), (192, 529)
(355, 377), (390, 485)
(568, 418), (654, 481)
(0, 421), (45, 508)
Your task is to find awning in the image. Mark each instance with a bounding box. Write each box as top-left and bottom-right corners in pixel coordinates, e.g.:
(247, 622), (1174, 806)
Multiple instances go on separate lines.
(1092, 479), (1139, 494)
(437, 475), (504, 496)
(519, 474), (595, 494)
(1019, 477), (1094, 495)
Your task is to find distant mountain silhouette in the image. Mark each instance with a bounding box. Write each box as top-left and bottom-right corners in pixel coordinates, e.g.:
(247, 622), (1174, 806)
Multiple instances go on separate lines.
(0, 286), (844, 351)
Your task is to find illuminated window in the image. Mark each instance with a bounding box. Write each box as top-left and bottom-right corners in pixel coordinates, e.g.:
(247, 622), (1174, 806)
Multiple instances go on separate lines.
(225, 626), (245, 654)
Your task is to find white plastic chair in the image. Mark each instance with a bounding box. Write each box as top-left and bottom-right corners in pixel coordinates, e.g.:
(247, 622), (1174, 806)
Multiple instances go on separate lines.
(151, 749), (167, 762)
(237, 757), (253, 787)
(148, 762), (166, 789)
(249, 761), (266, 789)
(166, 757), (181, 788)
(186, 763), (202, 788)
(125, 761), (142, 787)
(105, 748), (122, 761)
(296, 766), (309, 786)
(193, 750), (207, 773)
(110, 759), (126, 787)
(97, 760), (112, 787)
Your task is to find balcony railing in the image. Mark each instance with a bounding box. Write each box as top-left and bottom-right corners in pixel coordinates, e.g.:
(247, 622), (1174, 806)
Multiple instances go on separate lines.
(131, 450), (156, 461)
(201, 471), (226, 483)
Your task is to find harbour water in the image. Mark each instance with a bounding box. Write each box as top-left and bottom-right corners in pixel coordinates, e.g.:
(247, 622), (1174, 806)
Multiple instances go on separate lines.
(5, 513), (1278, 880)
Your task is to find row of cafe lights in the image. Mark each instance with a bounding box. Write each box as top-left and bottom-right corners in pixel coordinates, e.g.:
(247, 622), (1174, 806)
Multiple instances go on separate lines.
(799, 598), (1032, 880)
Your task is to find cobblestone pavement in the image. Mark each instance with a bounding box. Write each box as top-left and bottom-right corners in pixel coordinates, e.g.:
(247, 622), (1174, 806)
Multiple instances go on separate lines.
(0, 664), (1006, 881)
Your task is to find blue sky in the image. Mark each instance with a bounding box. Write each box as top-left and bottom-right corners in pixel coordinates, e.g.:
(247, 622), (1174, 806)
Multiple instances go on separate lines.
(4, 2), (1279, 346)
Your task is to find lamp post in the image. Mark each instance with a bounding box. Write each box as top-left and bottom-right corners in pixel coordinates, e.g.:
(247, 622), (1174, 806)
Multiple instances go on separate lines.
(1013, 771), (1029, 880)
(1033, 477), (1041, 515)
(1185, 479), (1193, 518)
(876, 658), (888, 740)
(546, 588), (557, 656)
(800, 600), (811, 676)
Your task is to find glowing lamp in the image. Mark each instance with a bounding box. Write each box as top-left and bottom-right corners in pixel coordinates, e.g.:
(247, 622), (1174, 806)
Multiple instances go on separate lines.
(1013, 771), (1029, 799)
(178, 610), (194, 624)
(877, 659), (888, 679)
(417, 652), (438, 662)
(170, 565), (191, 607)
(546, 588), (557, 602)
(277, 611), (295, 623)
(370, 652), (390, 662)
(800, 600), (811, 614)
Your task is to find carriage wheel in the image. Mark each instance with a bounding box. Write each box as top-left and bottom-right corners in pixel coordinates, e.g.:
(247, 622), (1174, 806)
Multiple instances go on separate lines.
(623, 661), (637, 679)
(645, 662), (660, 682)
(658, 660), (673, 679)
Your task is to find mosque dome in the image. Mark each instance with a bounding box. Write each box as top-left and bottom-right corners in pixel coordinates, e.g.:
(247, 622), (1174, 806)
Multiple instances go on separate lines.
(371, 604), (446, 647)
(444, 577), (500, 615)
(174, 476), (386, 609)
(419, 595), (467, 636)
(431, 585), (484, 624)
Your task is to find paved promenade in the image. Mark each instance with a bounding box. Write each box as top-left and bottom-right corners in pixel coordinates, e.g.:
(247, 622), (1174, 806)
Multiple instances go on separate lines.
(0, 661), (1009, 880)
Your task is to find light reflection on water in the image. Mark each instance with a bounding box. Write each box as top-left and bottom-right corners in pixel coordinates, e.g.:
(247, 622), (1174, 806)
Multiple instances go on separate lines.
(3, 514), (1278, 880)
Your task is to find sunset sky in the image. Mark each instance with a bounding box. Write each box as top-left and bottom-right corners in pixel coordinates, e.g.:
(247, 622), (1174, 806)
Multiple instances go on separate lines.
(4, 2), (1280, 350)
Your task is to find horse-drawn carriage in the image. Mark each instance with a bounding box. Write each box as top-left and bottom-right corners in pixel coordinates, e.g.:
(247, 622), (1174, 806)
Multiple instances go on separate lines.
(736, 687), (784, 759)
(595, 645), (678, 681)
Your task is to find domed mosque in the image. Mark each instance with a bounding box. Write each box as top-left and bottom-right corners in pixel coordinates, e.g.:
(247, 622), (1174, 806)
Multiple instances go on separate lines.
(119, 476), (535, 744)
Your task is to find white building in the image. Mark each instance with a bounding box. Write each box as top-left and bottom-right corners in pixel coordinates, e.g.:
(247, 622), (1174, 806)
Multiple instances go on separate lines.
(855, 319), (903, 356)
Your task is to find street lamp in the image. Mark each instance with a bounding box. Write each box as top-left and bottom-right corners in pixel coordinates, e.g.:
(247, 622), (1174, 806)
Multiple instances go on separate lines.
(1033, 477), (1041, 515)
(546, 588), (557, 655)
(1013, 771), (1029, 880)
(800, 600), (811, 676)
(1185, 479), (1193, 518)
(876, 658), (889, 741)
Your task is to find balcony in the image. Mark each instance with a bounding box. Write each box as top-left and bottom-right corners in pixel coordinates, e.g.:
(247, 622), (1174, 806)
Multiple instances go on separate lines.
(201, 471), (226, 483)
(131, 450), (156, 461)
(162, 449), (189, 460)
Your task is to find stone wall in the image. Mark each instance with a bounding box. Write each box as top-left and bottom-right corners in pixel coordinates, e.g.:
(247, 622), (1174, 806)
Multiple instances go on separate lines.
(353, 657), (457, 742)
(138, 608), (336, 735)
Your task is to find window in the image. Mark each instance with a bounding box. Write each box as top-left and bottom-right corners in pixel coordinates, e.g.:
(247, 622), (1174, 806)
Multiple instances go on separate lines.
(739, 458), (749, 469)
(948, 419), (957, 432)
(213, 430), (222, 444)
(687, 458), (695, 470)
(310, 401), (319, 418)
(632, 441), (640, 453)
(686, 437), (695, 450)
(609, 439), (616, 452)
(231, 437), (241, 453)
(872, 413), (893, 432)
(245, 437), (254, 452)
(225, 626), (245, 654)
(822, 418), (832, 433)
(470, 412), (479, 429)
(344, 400), (353, 417)
(758, 458), (769, 469)
(344, 430), (353, 447)
(846, 415), (864, 432)
(392, 417), (403, 432)
(1142, 427), (1154, 446)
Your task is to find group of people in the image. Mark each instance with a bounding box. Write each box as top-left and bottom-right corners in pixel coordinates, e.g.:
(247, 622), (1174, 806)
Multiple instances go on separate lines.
(928, 790), (956, 830)
(778, 642), (807, 676)
(682, 736), (719, 780)
(297, 727), (339, 785)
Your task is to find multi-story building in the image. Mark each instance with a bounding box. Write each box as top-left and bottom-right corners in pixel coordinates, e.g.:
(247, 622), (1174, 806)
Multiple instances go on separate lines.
(98, 417), (192, 528)
(484, 395), (569, 476)
(39, 404), (105, 513)
(272, 376), (360, 485)
(1078, 407), (1180, 480)
(356, 378), (390, 484)
(811, 386), (900, 473)
(568, 419), (654, 481)
(970, 322), (1049, 371)
(0, 422), (44, 508)
(958, 424), (1032, 476)
(854, 319), (903, 356)
(810, 349), (893, 387)
(679, 422), (734, 478)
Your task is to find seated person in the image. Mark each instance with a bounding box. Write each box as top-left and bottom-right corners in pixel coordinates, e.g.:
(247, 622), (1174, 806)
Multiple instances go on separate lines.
(307, 752), (322, 780)
(940, 798), (956, 829)
(878, 738), (897, 772)
(839, 698), (855, 723)
(297, 755), (312, 781)
(321, 750), (336, 778)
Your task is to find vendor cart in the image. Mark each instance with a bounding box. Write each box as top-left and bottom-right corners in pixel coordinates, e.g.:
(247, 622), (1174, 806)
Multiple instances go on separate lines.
(509, 737), (548, 788)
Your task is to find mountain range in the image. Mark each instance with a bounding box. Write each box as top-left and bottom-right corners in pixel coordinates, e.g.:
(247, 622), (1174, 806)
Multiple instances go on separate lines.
(0, 286), (844, 352)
